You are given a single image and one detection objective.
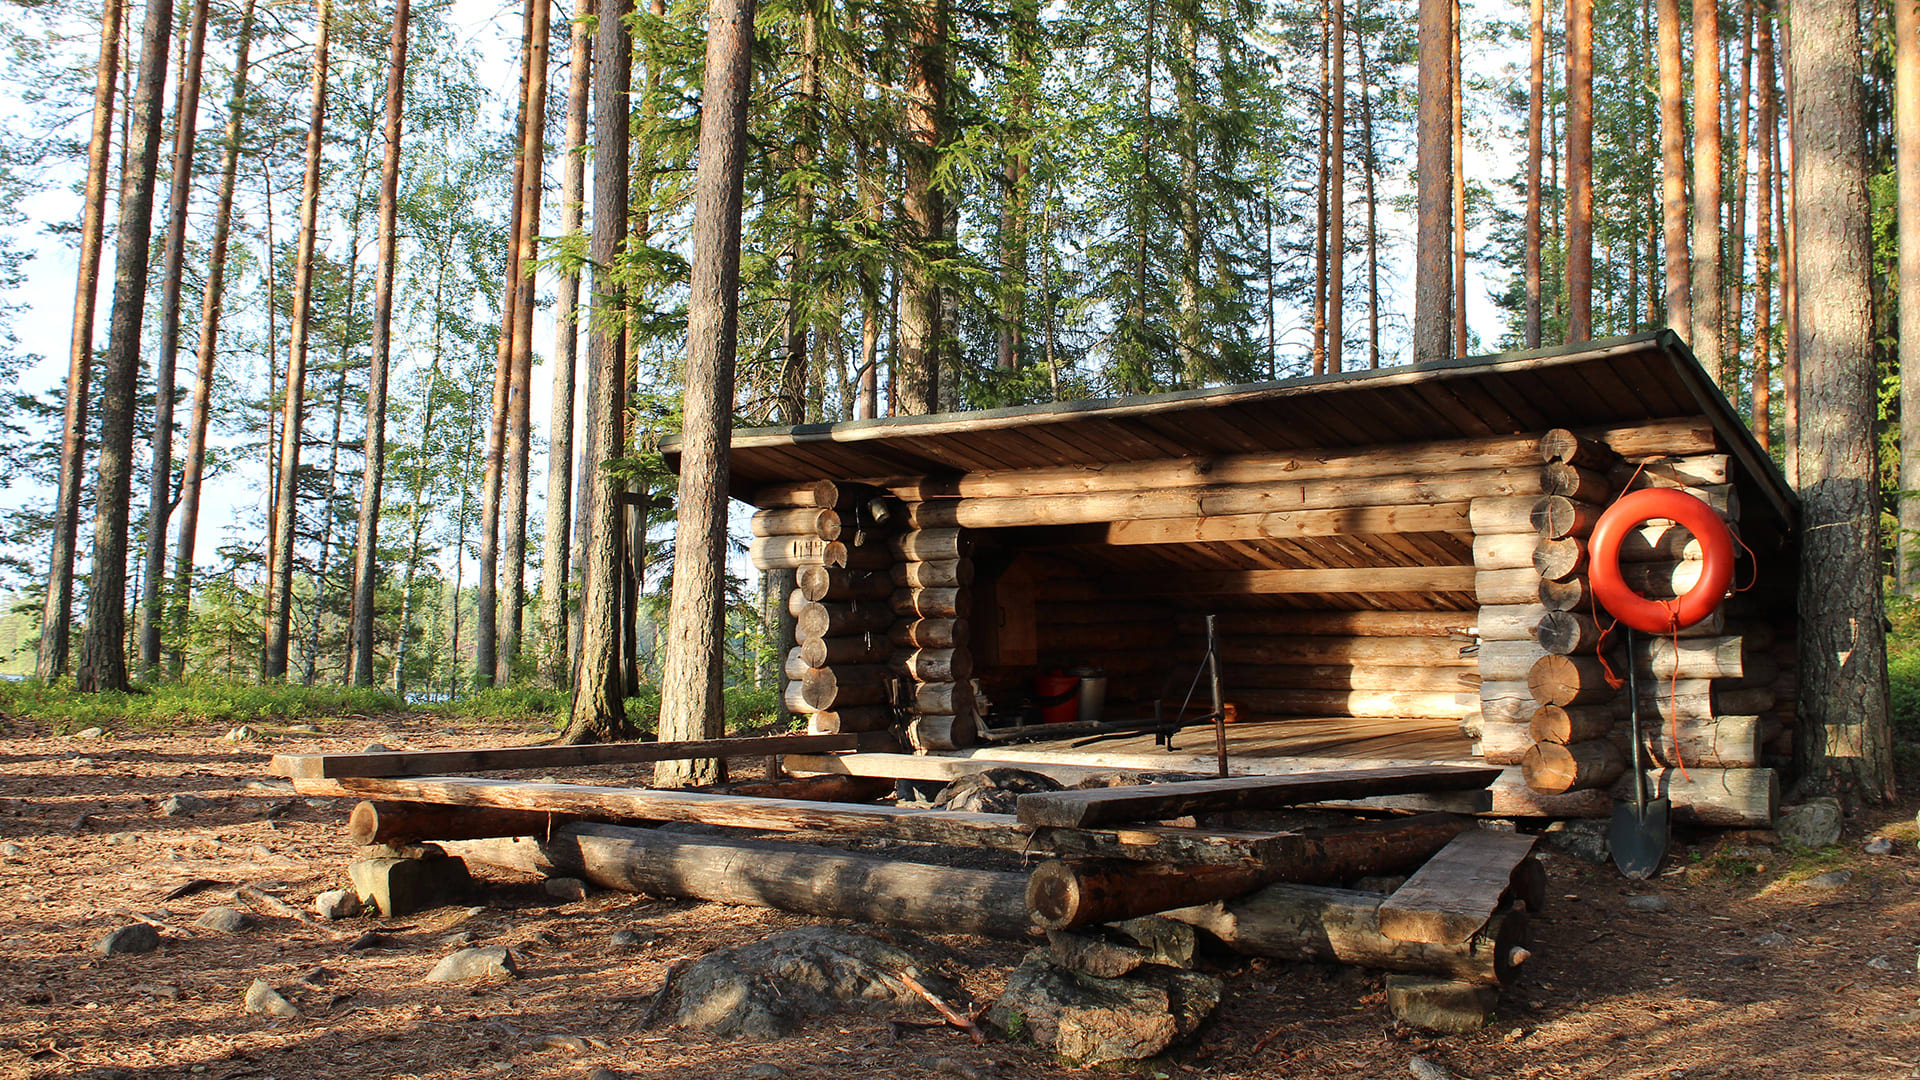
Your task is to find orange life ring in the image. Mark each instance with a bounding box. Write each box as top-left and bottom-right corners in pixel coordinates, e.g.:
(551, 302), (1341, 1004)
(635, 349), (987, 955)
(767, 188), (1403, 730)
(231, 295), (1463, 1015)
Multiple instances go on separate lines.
(1588, 487), (1736, 633)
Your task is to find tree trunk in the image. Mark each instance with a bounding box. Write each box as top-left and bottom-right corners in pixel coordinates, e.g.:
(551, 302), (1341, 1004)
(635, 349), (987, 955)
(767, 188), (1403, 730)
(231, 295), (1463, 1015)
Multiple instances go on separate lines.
(40, 0), (126, 683)
(654, 0), (757, 787)
(1178, 11), (1205, 384)
(1313, 1), (1329, 375)
(1899, 0), (1920, 591)
(1413, 0), (1453, 361)
(562, 0), (633, 744)
(1781, 6), (1799, 483)
(390, 234), (453, 693)
(136, 0), (209, 679)
(77, 0), (174, 693)
(1658, 0), (1690, 336)
(997, 0), (1035, 373)
(1729, 1), (1752, 384)
(541, 0), (593, 685)
(1525, 0), (1543, 347)
(169, 0), (255, 678)
(1692, 0), (1723, 381)
(1565, 0), (1593, 341)
(346, 0), (412, 685)
(1450, 0), (1465, 358)
(1357, 9), (1378, 368)
(1789, 0), (1895, 801)
(263, 0), (331, 681)
(1754, 0), (1775, 449)
(896, 0), (944, 412)
(1328, 0), (1344, 372)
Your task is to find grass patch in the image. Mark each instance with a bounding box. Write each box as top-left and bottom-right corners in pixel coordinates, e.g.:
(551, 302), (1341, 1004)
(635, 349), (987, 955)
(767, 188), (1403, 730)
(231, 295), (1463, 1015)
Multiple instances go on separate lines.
(0, 679), (407, 734)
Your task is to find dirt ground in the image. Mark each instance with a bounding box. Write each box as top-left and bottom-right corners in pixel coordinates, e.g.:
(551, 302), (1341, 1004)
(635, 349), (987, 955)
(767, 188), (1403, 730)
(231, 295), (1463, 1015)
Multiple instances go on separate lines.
(0, 715), (1916, 1080)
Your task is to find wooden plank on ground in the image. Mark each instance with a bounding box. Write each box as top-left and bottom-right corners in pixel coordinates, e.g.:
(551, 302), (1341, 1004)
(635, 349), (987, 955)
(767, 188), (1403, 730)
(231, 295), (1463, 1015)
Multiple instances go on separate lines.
(287, 775), (1302, 867)
(269, 733), (860, 780)
(1376, 830), (1540, 944)
(1013, 766), (1504, 829)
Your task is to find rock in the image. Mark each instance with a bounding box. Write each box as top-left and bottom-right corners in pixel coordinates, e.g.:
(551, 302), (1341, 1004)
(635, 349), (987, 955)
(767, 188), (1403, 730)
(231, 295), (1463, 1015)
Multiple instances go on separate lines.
(1541, 819), (1611, 864)
(543, 877), (589, 902)
(932, 768), (1065, 815)
(1047, 930), (1148, 979)
(314, 889), (362, 921)
(439, 931), (476, 948)
(94, 924), (161, 955)
(194, 907), (253, 933)
(1387, 976), (1499, 1033)
(1804, 870), (1852, 891)
(741, 1065), (786, 1080)
(160, 794), (211, 817)
(1775, 798), (1843, 848)
(586, 1070), (621, 1080)
(1111, 916), (1198, 969)
(285, 724), (320, 735)
(665, 926), (962, 1039)
(243, 979), (300, 1018)
(1865, 836), (1896, 856)
(73, 727), (107, 739)
(1868, 955), (1899, 973)
(425, 946), (518, 983)
(610, 928), (657, 949)
(531, 1034), (590, 1053)
(988, 950), (1222, 1065)
(223, 725), (258, 743)
(1408, 1056), (1457, 1080)
(363, 742), (392, 753)
(1753, 932), (1791, 947)
(1625, 894), (1672, 913)
(349, 855), (472, 917)
(0, 842), (20, 857)
(347, 931), (394, 950)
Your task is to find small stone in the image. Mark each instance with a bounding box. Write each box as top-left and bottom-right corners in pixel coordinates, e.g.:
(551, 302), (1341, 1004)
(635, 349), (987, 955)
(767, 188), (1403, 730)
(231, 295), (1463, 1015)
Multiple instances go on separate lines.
(94, 924), (161, 955)
(223, 725), (258, 743)
(542, 876), (589, 902)
(531, 1034), (589, 1053)
(1804, 869), (1852, 891)
(440, 930), (477, 948)
(1408, 1056), (1457, 1080)
(285, 724), (320, 734)
(160, 794), (210, 817)
(73, 727), (106, 739)
(243, 978), (300, 1018)
(1625, 894), (1672, 913)
(314, 889), (363, 921)
(1387, 976), (1499, 1033)
(0, 842), (21, 857)
(1775, 798), (1843, 848)
(347, 931), (393, 950)
(363, 742), (392, 753)
(1868, 955), (1899, 972)
(245, 780), (293, 793)
(194, 907), (253, 933)
(609, 928), (656, 949)
(1754, 932), (1791, 947)
(425, 946), (518, 984)
(1866, 837), (1896, 856)
(1541, 818), (1612, 864)
(741, 1065), (786, 1080)
(586, 1070), (621, 1080)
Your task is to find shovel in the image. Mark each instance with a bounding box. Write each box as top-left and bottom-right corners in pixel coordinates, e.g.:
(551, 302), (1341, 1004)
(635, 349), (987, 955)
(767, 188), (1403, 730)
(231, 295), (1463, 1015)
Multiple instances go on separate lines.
(1610, 627), (1670, 878)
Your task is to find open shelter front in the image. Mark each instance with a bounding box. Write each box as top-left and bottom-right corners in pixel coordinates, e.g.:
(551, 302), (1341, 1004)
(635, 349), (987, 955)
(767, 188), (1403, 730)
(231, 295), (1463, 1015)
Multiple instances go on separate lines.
(682, 331), (1801, 827)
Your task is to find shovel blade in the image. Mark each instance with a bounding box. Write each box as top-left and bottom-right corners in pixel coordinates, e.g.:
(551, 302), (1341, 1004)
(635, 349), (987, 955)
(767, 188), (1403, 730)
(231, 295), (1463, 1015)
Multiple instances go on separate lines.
(1610, 797), (1672, 880)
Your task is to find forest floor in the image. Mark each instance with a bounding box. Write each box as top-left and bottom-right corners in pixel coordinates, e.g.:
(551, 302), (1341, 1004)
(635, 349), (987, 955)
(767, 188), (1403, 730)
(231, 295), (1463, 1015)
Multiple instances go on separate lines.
(0, 714), (1916, 1080)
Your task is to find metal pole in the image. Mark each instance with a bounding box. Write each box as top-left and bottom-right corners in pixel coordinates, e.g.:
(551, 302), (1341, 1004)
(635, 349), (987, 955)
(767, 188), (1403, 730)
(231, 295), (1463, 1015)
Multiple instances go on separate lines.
(1207, 614), (1228, 777)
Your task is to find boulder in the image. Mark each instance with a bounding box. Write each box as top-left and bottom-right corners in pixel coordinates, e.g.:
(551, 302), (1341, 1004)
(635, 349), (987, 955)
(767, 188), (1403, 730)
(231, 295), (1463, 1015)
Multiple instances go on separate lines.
(988, 950), (1221, 1065)
(94, 924), (161, 955)
(1775, 798), (1843, 848)
(194, 907), (253, 933)
(664, 926), (961, 1039)
(243, 979), (300, 1018)
(1540, 818), (1611, 864)
(932, 769), (1064, 815)
(425, 946), (518, 984)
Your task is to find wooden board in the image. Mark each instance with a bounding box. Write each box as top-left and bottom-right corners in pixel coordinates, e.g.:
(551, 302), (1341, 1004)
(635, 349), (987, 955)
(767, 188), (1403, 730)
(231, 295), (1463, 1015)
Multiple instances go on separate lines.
(270, 734), (861, 780)
(288, 774), (1314, 867)
(1013, 765), (1504, 829)
(1376, 830), (1540, 944)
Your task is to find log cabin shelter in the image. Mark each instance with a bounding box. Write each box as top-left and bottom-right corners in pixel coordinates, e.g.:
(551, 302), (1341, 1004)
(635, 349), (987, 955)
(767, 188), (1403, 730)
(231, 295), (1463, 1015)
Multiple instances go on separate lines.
(665, 330), (1801, 828)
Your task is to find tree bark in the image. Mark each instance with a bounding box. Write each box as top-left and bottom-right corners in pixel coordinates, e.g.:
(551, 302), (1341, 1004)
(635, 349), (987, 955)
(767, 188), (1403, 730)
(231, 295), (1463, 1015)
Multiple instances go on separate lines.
(40, 0), (126, 683)
(1525, 0), (1543, 347)
(346, 0), (412, 685)
(1328, 0), (1344, 372)
(1356, 8), (1378, 368)
(1692, 0), (1723, 381)
(1565, 0), (1592, 341)
(1729, 1), (1752, 383)
(78, 0), (174, 693)
(1658, 0), (1690, 336)
(654, 0), (757, 787)
(1789, 0), (1895, 802)
(1899, 0), (1920, 591)
(896, 0), (945, 412)
(1413, 0), (1453, 361)
(263, 0), (331, 681)
(1754, 0), (1775, 449)
(1450, 0), (1465, 357)
(169, 0), (255, 678)
(1313, 1), (1329, 375)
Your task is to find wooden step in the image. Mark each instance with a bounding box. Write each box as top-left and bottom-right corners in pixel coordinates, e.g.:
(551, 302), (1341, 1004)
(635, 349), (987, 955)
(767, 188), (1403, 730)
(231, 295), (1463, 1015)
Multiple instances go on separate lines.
(1376, 830), (1541, 944)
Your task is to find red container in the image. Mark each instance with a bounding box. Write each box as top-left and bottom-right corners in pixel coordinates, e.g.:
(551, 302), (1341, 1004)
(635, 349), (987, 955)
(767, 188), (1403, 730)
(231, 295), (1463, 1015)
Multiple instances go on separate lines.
(1034, 670), (1080, 724)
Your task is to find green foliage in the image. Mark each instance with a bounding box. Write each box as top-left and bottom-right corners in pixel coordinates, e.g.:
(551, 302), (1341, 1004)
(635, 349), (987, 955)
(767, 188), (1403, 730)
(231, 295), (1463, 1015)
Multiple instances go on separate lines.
(0, 678), (406, 733)
(1884, 595), (1920, 745)
(432, 684), (572, 724)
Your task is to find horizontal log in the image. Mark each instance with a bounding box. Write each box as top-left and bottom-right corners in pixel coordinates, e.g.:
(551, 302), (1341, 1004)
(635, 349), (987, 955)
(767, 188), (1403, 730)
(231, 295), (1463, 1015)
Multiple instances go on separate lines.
(1470, 533), (1539, 571)
(750, 507), (841, 540)
(787, 587), (811, 619)
(1176, 611), (1475, 638)
(1530, 496), (1601, 539)
(749, 535), (847, 570)
(1612, 714), (1771, 768)
(1104, 503), (1474, 544)
(888, 647), (974, 683)
(800, 632), (891, 668)
(1526, 654), (1618, 707)
(269, 734), (861, 780)
(750, 480), (839, 509)
(1014, 765), (1504, 828)
(904, 470), (1546, 530)
(890, 587), (968, 618)
(1143, 565), (1477, 595)
(888, 528), (969, 560)
(1219, 635), (1470, 667)
(1637, 635), (1766, 680)
(783, 648), (816, 682)
(796, 599), (895, 640)
(891, 618), (969, 648)
(891, 559), (974, 589)
(448, 823), (1036, 941)
(1534, 610), (1603, 655)
(1542, 462), (1611, 503)
(1477, 721), (1535, 766)
(1476, 568), (1544, 606)
(804, 706), (897, 734)
(1225, 663), (1472, 694)
(1584, 416), (1720, 460)
(1377, 830), (1541, 944)
(1478, 640), (1549, 682)
(348, 800), (581, 847)
(800, 664), (894, 710)
(1614, 522), (1707, 563)
(1634, 682), (1777, 721)
(1521, 739), (1627, 794)
(1538, 575), (1585, 611)
(1478, 681), (1536, 723)
(1468, 496), (1545, 535)
(905, 712), (975, 750)
(1476, 603), (1547, 641)
(1608, 453), (1731, 490)
(797, 566), (892, 603)
(1532, 536), (1585, 581)
(1537, 428), (1617, 468)
(725, 774), (898, 803)
(1165, 884), (1529, 986)
(890, 435), (1546, 501)
(913, 681), (972, 716)
(1527, 704), (1618, 743)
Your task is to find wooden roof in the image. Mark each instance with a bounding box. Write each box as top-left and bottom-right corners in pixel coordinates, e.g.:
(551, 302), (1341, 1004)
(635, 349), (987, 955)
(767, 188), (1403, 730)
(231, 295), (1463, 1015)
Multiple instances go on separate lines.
(663, 330), (1795, 530)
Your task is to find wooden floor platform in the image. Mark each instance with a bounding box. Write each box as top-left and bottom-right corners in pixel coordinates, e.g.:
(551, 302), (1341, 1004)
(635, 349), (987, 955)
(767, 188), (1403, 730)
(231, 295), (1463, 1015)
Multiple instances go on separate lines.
(988, 715), (1478, 765)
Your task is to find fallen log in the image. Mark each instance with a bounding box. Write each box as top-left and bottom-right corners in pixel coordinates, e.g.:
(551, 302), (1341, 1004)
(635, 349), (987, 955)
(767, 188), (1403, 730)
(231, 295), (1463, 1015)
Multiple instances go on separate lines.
(349, 800), (581, 847)
(270, 733), (860, 780)
(447, 823), (1037, 941)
